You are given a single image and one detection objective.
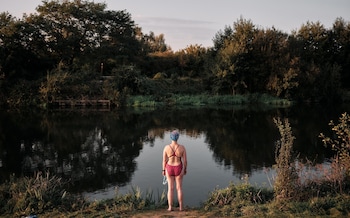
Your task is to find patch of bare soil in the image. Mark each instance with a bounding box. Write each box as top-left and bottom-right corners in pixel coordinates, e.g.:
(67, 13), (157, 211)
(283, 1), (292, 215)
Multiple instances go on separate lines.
(128, 208), (217, 218)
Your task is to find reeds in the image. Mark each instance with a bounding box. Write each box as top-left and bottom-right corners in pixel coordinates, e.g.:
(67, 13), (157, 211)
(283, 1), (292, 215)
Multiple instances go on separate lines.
(0, 172), (83, 217)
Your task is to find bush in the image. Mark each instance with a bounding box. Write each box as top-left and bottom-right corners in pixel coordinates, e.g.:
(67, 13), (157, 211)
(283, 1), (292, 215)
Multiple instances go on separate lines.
(319, 112), (350, 193)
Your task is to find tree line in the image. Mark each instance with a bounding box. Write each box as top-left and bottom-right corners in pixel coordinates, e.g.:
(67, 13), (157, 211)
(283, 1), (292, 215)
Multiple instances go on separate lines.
(1, 0), (349, 107)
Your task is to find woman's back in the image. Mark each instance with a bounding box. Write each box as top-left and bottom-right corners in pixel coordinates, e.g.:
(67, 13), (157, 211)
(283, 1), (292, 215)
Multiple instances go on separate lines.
(165, 143), (184, 166)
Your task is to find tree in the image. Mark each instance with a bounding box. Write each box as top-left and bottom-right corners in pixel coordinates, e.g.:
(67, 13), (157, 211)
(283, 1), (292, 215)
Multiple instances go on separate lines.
(141, 31), (171, 53)
(0, 12), (43, 81)
(331, 18), (350, 89)
(176, 44), (207, 78)
(22, 0), (141, 75)
(0, 12), (18, 78)
(209, 18), (256, 95)
(252, 28), (299, 98)
(295, 21), (342, 102)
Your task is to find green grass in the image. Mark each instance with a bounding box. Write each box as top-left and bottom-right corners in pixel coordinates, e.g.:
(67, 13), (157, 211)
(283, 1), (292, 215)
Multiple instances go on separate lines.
(126, 95), (164, 107)
(126, 94), (292, 108)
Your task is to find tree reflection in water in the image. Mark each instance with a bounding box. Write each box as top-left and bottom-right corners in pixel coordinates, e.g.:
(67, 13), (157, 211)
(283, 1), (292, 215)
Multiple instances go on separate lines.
(0, 104), (344, 195)
(19, 126), (140, 192)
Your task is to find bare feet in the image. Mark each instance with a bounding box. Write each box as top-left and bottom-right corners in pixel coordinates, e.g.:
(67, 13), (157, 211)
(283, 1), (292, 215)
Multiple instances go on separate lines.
(167, 208), (172, 211)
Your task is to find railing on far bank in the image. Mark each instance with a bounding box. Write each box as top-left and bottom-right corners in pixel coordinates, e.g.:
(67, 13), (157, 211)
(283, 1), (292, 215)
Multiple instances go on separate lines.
(52, 99), (111, 109)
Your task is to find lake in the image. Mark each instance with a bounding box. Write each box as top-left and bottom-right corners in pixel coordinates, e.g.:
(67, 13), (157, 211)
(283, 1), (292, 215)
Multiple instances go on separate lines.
(0, 103), (349, 207)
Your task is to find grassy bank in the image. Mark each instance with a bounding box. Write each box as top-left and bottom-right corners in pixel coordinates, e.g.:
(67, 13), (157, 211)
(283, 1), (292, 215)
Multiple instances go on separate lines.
(126, 93), (292, 108)
(0, 174), (349, 217)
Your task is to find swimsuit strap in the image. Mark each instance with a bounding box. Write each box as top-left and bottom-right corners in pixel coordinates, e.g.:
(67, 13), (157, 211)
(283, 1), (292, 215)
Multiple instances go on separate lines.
(168, 144), (179, 158)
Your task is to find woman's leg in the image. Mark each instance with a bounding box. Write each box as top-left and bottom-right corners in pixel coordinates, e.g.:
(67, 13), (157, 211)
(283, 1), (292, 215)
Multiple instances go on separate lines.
(167, 175), (174, 211)
(175, 175), (183, 211)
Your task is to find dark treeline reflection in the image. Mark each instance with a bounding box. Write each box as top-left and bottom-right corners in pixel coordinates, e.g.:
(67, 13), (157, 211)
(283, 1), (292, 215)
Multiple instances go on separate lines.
(0, 104), (347, 193)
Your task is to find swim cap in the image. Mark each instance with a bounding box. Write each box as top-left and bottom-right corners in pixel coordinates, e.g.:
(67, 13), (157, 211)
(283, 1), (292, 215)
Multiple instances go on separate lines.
(170, 130), (179, 141)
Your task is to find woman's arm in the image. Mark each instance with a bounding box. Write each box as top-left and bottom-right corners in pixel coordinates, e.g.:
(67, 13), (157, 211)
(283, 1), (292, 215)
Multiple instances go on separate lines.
(162, 146), (168, 175)
(182, 146), (187, 175)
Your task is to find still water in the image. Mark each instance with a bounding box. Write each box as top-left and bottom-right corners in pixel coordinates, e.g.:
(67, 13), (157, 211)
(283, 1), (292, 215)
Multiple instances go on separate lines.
(0, 104), (348, 207)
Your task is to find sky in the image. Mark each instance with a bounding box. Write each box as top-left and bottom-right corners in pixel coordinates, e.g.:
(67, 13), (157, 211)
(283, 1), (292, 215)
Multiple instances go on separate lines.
(1, 0), (349, 51)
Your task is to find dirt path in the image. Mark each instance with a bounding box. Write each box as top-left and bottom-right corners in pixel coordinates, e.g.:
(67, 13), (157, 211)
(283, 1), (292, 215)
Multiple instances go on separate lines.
(129, 208), (216, 218)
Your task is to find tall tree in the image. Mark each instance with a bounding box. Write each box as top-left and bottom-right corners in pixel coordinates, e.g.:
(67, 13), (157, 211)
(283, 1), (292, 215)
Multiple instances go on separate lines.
(331, 18), (350, 89)
(22, 0), (141, 74)
(176, 44), (207, 78)
(0, 12), (42, 80)
(253, 28), (299, 98)
(295, 21), (341, 102)
(209, 18), (256, 95)
(0, 12), (18, 79)
(141, 31), (171, 53)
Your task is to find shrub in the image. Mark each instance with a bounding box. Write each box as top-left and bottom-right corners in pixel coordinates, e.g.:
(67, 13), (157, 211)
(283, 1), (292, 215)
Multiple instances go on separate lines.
(273, 117), (299, 202)
(319, 112), (350, 192)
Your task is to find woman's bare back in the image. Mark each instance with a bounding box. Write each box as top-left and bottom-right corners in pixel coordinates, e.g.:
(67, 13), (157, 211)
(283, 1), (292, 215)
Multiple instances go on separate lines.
(165, 143), (184, 166)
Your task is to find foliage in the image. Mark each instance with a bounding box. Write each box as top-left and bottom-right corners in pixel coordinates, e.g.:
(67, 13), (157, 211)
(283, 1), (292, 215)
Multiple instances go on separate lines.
(320, 112), (350, 189)
(0, 172), (83, 217)
(141, 31), (171, 53)
(176, 44), (208, 78)
(209, 18), (255, 95)
(39, 63), (69, 105)
(1, 1), (350, 107)
(6, 79), (41, 107)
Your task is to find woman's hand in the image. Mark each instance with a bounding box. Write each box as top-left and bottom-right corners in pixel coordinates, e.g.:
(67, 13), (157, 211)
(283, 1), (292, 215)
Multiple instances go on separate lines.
(182, 168), (186, 176)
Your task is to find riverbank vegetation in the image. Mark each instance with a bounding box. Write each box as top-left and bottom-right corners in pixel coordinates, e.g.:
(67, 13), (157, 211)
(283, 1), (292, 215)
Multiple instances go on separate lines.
(0, 113), (349, 217)
(1, 1), (350, 108)
(126, 93), (292, 108)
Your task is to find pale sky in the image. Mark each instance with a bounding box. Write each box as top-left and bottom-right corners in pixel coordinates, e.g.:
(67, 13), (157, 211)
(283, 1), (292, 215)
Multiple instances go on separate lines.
(1, 0), (349, 51)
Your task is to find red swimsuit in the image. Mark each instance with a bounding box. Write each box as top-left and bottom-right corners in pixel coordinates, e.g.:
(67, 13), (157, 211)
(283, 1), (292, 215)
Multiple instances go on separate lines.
(166, 145), (183, 176)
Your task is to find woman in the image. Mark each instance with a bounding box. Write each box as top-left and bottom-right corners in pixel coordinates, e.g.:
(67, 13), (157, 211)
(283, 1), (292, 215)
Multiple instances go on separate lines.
(162, 130), (187, 211)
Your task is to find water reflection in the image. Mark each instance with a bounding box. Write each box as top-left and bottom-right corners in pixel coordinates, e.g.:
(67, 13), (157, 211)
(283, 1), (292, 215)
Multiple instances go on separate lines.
(0, 104), (347, 199)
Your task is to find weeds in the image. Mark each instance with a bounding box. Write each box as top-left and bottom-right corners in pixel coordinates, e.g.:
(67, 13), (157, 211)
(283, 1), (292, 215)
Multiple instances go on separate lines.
(113, 186), (167, 210)
(203, 182), (274, 216)
(84, 186), (167, 216)
(0, 174), (167, 217)
(273, 117), (299, 202)
(0, 172), (83, 217)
